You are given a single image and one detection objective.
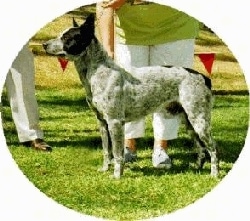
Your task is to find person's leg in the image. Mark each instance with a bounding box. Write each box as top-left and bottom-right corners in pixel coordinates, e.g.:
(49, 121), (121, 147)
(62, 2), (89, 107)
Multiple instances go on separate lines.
(5, 43), (51, 151)
(150, 39), (195, 168)
(115, 43), (149, 161)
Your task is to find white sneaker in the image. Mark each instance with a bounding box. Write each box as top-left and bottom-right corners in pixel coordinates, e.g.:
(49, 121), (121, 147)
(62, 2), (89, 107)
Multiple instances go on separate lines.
(152, 147), (172, 169)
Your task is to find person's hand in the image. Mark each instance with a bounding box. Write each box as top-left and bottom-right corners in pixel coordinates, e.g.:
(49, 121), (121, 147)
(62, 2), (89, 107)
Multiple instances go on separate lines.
(101, 0), (126, 10)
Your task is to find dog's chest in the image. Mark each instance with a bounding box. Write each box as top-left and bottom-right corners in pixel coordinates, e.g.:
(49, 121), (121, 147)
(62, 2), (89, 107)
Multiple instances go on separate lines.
(89, 68), (124, 117)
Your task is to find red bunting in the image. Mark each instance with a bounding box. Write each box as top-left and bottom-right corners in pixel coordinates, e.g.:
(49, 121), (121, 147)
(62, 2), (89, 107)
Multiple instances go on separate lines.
(58, 57), (69, 72)
(198, 53), (215, 75)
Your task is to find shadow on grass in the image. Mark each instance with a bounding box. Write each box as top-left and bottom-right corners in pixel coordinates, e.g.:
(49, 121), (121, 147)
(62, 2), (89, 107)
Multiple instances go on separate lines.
(196, 38), (222, 47)
(48, 135), (102, 149)
(133, 135), (244, 176)
(39, 98), (89, 112)
(170, 138), (244, 165)
(128, 154), (212, 177)
(196, 29), (223, 46)
(216, 139), (244, 163)
(213, 95), (249, 106)
(129, 165), (212, 177)
(57, 128), (244, 160)
(3, 126), (243, 178)
(214, 53), (238, 63)
(36, 92), (90, 112)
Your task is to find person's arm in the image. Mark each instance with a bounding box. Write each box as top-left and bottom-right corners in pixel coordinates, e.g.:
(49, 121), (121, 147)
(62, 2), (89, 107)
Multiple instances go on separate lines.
(96, 0), (126, 59)
(101, 0), (127, 9)
(96, 2), (115, 58)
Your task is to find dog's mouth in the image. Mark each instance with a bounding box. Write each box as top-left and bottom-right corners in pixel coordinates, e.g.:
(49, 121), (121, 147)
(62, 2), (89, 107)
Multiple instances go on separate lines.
(44, 48), (67, 57)
(42, 41), (69, 70)
(58, 55), (68, 60)
(42, 40), (66, 56)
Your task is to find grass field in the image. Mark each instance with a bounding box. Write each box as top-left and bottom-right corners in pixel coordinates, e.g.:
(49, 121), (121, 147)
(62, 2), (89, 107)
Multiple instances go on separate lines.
(1, 4), (249, 221)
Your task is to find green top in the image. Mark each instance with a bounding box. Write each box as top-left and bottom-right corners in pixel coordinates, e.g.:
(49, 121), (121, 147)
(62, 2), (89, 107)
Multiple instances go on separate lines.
(115, 2), (199, 45)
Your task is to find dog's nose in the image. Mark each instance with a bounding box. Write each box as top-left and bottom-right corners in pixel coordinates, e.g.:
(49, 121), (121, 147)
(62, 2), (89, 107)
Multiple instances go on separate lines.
(42, 42), (48, 50)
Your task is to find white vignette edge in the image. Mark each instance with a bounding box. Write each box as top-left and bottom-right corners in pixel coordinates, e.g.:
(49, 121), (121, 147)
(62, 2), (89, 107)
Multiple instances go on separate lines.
(0, 0), (249, 221)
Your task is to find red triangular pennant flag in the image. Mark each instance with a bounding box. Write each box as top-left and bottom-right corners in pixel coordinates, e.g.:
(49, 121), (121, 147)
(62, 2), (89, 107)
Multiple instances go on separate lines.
(58, 57), (69, 72)
(198, 53), (215, 75)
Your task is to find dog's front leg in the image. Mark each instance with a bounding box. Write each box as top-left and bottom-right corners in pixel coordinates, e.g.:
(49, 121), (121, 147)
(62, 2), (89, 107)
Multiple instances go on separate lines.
(107, 119), (125, 179)
(98, 119), (112, 172)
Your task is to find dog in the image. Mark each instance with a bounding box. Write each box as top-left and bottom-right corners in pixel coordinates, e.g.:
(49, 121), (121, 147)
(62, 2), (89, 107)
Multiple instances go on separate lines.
(43, 13), (218, 179)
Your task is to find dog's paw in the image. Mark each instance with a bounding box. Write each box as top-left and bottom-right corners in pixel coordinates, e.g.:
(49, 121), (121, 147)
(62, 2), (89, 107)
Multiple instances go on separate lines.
(210, 164), (219, 177)
(109, 174), (121, 179)
(112, 164), (124, 179)
(98, 165), (109, 172)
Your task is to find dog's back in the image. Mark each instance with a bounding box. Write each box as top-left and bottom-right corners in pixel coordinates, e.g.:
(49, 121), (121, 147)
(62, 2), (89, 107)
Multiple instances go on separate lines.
(43, 13), (218, 178)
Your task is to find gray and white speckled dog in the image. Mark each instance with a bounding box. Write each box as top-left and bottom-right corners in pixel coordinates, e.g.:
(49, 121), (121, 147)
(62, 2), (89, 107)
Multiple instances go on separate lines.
(43, 14), (218, 179)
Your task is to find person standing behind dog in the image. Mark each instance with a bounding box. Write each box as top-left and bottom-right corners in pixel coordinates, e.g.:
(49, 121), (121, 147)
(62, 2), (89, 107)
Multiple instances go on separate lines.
(4, 43), (52, 151)
(96, 0), (199, 168)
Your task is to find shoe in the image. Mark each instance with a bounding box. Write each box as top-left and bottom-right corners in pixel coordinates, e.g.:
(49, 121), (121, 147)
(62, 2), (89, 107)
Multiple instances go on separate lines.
(21, 138), (52, 152)
(124, 147), (137, 163)
(152, 147), (172, 169)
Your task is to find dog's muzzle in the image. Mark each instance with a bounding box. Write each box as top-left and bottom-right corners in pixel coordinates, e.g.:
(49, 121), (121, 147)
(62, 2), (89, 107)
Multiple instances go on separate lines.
(42, 42), (49, 51)
(42, 39), (66, 56)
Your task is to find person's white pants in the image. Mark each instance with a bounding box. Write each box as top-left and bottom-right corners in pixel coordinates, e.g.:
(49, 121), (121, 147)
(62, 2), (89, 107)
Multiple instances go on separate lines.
(115, 39), (195, 140)
(5, 43), (44, 142)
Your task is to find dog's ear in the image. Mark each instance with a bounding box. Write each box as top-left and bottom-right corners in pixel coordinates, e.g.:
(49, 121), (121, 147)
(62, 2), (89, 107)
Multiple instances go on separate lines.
(81, 13), (95, 33)
(85, 13), (95, 26)
(72, 17), (79, 27)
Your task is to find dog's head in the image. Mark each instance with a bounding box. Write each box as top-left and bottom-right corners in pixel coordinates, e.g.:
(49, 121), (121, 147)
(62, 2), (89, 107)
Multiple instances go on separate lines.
(43, 13), (95, 57)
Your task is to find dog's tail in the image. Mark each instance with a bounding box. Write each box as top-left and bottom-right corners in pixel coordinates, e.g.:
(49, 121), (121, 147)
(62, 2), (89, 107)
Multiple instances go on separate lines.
(184, 67), (212, 90)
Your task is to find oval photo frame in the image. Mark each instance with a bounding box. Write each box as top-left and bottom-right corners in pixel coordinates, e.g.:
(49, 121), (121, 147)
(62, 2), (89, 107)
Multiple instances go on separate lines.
(0, 0), (249, 220)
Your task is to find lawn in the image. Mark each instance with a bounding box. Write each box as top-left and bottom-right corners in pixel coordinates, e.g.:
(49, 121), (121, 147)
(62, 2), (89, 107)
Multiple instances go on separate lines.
(1, 4), (249, 221)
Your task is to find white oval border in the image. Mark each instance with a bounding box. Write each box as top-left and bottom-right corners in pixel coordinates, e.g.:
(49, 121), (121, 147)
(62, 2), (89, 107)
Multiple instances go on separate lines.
(0, 1), (249, 221)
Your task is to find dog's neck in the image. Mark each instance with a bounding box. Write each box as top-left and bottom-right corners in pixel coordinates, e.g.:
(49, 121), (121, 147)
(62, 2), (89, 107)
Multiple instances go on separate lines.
(73, 36), (118, 97)
(74, 37), (119, 77)
(74, 36), (141, 87)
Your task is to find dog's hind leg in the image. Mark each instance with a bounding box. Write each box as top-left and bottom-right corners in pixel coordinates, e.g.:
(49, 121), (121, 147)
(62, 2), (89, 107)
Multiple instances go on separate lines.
(182, 113), (207, 169)
(196, 131), (218, 177)
(186, 112), (218, 176)
(107, 119), (125, 179)
(180, 89), (218, 176)
(193, 133), (208, 169)
(98, 119), (113, 172)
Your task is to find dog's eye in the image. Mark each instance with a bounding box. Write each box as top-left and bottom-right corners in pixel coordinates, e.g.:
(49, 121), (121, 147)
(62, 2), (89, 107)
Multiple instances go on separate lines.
(61, 36), (66, 41)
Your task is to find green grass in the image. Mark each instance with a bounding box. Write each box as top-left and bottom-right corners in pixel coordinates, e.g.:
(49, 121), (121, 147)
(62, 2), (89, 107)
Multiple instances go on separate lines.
(2, 89), (248, 220)
(1, 4), (249, 221)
